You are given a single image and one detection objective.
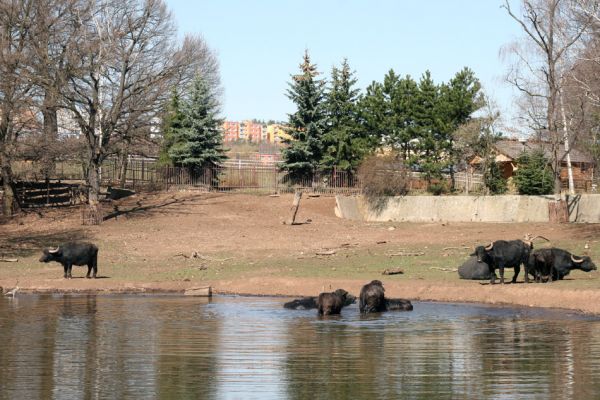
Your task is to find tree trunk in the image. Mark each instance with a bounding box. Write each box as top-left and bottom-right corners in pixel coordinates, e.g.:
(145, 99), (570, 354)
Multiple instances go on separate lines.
(41, 91), (59, 182)
(118, 142), (130, 188)
(87, 157), (101, 209)
(1, 151), (18, 217)
(559, 89), (575, 195)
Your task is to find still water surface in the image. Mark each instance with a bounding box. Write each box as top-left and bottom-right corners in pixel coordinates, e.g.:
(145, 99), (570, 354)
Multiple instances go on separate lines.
(1, 295), (600, 399)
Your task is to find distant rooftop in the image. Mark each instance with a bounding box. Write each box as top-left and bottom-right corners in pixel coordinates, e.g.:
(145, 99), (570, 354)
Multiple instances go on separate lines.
(495, 139), (593, 164)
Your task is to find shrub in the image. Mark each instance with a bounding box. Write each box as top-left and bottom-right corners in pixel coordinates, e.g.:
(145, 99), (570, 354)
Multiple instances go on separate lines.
(484, 160), (508, 194)
(513, 150), (554, 195)
(358, 153), (409, 197)
(427, 181), (449, 196)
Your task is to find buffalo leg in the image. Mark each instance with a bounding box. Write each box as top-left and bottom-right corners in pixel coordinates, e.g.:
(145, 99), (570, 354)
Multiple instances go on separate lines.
(499, 264), (505, 284)
(489, 265), (497, 284)
(63, 264), (69, 279)
(67, 263), (73, 279)
(511, 265), (520, 283)
(86, 265), (91, 279)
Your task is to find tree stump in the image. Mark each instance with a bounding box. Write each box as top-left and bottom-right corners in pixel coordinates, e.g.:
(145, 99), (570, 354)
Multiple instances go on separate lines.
(82, 206), (103, 225)
(548, 200), (568, 223)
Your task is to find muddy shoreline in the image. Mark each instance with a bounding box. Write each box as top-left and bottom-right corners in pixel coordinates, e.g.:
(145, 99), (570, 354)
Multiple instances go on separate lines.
(3, 278), (600, 315)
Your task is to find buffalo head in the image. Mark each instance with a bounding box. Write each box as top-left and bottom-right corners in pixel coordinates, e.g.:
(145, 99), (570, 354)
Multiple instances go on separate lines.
(472, 243), (493, 263)
(39, 247), (61, 263)
(334, 289), (356, 306)
(571, 254), (597, 272)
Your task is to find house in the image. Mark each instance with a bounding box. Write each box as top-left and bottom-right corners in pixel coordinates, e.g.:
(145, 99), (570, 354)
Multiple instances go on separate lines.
(470, 138), (595, 189)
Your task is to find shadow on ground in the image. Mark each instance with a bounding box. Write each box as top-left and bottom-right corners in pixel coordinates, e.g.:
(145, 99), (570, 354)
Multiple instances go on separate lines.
(0, 229), (90, 258)
(103, 193), (224, 221)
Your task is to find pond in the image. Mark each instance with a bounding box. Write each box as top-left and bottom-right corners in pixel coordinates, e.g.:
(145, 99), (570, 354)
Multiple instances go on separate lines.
(1, 295), (600, 399)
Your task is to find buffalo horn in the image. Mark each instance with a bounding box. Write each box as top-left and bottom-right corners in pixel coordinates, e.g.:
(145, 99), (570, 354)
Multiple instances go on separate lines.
(571, 254), (584, 264)
(48, 246), (60, 253)
(529, 235), (551, 243)
(485, 243), (493, 251)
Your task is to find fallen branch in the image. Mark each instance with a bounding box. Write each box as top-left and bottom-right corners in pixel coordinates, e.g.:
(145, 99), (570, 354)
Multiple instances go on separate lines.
(442, 246), (470, 251)
(382, 268), (404, 275)
(0, 258), (18, 263)
(316, 250), (336, 256)
(429, 267), (458, 272)
(388, 252), (424, 257)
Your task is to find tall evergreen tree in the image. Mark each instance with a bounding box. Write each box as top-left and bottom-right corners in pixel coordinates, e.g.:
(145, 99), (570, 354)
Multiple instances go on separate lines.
(321, 59), (362, 172)
(412, 71), (444, 181)
(280, 50), (328, 181)
(168, 75), (226, 170)
(159, 88), (185, 166)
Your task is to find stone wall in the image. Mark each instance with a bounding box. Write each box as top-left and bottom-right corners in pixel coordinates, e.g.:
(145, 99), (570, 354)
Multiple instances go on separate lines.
(335, 194), (600, 223)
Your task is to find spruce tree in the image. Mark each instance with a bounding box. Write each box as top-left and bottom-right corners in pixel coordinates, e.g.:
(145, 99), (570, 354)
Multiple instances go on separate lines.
(168, 75), (226, 171)
(321, 59), (362, 172)
(280, 50), (328, 182)
(484, 159), (508, 194)
(159, 88), (185, 166)
(514, 150), (554, 195)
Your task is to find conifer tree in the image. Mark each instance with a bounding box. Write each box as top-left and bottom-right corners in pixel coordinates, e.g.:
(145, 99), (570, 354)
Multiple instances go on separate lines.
(168, 75), (226, 171)
(159, 88), (185, 166)
(321, 59), (362, 172)
(514, 150), (554, 195)
(484, 159), (508, 194)
(280, 50), (328, 182)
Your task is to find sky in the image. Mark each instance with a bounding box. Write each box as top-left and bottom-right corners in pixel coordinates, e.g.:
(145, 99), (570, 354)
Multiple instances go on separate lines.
(165, 0), (524, 125)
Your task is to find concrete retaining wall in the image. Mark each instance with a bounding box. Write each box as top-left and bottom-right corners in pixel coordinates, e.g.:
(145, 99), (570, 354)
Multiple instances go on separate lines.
(335, 194), (600, 223)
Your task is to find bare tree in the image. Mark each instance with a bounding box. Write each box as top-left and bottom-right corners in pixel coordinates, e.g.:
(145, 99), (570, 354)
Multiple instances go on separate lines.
(26, 0), (92, 182)
(0, 0), (36, 216)
(61, 0), (217, 212)
(503, 0), (591, 195)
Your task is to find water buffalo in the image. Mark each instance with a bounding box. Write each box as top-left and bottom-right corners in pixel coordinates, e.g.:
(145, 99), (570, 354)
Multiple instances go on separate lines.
(318, 289), (351, 315)
(528, 248), (596, 282)
(473, 238), (541, 284)
(39, 242), (99, 279)
(359, 280), (413, 313)
(284, 289), (356, 310)
(359, 280), (386, 313)
(458, 256), (494, 280)
(385, 298), (413, 311)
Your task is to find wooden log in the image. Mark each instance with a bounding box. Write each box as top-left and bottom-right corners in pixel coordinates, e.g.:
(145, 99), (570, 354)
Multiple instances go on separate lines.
(382, 268), (404, 275)
(184, 286), (212, 297)
(388, 251), (425, 257)
(288, 191), (303, 225)
(0, 258), (18, 263)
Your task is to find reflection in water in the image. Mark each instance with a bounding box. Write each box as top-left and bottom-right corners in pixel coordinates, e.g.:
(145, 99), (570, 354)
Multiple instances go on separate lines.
(1, 296), (600, 399)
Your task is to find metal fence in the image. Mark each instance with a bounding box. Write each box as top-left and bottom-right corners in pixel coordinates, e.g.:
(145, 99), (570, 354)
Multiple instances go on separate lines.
(101, 160), (362, 195)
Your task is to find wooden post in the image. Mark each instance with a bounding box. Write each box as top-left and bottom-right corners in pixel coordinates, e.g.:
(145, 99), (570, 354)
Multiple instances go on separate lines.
(288, 191), (303, 225)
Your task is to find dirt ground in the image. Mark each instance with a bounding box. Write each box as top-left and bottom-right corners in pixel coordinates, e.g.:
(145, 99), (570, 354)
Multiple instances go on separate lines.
(1, 191), (600, 314)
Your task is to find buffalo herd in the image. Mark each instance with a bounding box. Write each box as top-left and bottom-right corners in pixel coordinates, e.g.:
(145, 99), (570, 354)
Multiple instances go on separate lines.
(37, 236), (596, 317)
(462, 236), (596, 284)
(284, 280), (413, 315)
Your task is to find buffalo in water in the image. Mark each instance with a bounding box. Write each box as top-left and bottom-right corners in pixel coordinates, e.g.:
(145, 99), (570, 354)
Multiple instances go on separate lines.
(472, 235), (549, 284)
(284, 289), (356, 312)
(359, 280), (413, 313)
(317, 289), (352, 315)
(528, 248), (597, 282)
(39, 242), (99, 279)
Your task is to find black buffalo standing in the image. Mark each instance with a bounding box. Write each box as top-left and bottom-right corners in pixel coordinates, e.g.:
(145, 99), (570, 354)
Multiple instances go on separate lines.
(39, 242), (99, 279)
(472, 240), (534, 284)
(528, 248), (596, 282)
